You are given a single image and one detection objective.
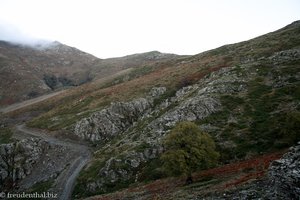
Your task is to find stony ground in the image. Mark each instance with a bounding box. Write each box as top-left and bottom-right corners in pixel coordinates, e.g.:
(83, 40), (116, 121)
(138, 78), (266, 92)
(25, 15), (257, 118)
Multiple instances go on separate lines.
(0, 123), (91, 200)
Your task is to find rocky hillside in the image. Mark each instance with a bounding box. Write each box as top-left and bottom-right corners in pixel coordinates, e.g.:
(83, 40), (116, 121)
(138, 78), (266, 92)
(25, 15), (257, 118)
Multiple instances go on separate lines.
(70, 21), (300, 198)
(26, 21), (300, 132)
(0, 138), (48, 190)
(1, 21), (299, 199)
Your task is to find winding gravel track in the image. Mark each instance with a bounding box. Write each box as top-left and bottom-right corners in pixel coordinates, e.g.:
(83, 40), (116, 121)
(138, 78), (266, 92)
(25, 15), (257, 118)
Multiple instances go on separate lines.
(16, 124), (91, 200)
(0, 72), (138, 198)
(1, 89), (92, 199)
(0, 90), (65, 114)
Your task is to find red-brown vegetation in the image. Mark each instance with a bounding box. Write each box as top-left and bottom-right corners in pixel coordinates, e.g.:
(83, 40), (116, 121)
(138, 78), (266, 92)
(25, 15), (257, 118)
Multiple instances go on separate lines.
(87, 150), (286, 200)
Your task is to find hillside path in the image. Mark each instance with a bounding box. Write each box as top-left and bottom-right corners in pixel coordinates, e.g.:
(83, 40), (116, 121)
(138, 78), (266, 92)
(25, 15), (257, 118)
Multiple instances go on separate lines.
(15, 124), (91, 200)
(0, 90), (65, 114)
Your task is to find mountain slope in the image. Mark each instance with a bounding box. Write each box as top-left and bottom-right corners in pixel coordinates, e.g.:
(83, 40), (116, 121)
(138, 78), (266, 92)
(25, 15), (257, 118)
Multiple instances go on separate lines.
(1, 21), (299, 199)
(0, 41), (99, 105)
(69, 21), (300, 197)
(27, 21), (300, 133)
(0, 41), (180, 107)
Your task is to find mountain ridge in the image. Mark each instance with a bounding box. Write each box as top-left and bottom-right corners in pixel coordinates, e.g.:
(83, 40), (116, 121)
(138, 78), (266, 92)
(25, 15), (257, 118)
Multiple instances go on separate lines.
(0, 21), (299, 199)
(0, 40), (181, 107)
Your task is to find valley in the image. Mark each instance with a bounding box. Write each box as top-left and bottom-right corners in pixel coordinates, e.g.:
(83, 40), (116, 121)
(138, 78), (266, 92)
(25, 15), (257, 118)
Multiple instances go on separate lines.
(0, 21), (299, 199)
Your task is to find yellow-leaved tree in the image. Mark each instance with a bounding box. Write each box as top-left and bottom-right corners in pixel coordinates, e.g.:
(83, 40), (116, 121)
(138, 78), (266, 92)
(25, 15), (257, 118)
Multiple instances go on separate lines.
(161, 121), (219, 184)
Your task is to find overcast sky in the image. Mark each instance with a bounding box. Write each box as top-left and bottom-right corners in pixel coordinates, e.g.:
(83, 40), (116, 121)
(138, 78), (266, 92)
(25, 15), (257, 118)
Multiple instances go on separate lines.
(0, 0), (299, 58)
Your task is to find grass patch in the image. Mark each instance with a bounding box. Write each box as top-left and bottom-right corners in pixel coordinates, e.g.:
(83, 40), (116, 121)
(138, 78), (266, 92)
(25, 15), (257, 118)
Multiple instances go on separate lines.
(27, 179), (54, 194)
(247, 81), (272, 99)
(138, 158), (166, 182)
(101, 65), (155, 89)
(183, 177), (219, 190)
(0, 127), (13, 144)
(200, 69), (300, 160)
(27, 97), (96, 130)
(73, 158), (107, 198)
(220, 95), (245, 110)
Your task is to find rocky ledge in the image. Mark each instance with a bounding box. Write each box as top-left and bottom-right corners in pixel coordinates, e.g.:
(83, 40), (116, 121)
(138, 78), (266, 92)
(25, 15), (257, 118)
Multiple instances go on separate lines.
(268, 142), (300, 199)
(74, 87), (167, 142)
(0, 138), (49, 189)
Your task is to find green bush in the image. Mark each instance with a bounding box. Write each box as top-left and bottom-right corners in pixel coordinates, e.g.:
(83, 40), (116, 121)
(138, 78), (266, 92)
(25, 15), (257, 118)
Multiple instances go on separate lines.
(161, 121), (219, 183)
(0, 127), (13, 144)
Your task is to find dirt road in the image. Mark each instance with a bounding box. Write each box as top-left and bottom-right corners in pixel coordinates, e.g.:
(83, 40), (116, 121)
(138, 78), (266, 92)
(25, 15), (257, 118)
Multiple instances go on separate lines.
(16, 124), (91, 200)
(1, 70), (134, 198)
(0, 90), (65, 114)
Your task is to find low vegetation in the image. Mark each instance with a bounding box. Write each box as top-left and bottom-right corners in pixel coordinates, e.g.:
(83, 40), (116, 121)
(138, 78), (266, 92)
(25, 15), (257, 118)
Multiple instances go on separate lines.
(0, 127), (13, 144)
(84, 151), (284, 200)
(27, 179), (54, 194)
(200, 65), (300, 161)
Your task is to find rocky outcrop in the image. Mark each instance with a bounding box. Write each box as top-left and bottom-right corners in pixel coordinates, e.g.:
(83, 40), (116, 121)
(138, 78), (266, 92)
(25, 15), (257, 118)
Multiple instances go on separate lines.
(268, 142), (300, 199)
(0, 138), (49, 188)
(76, 65), (259, 194)
(74, 98), (151, 142)
(87, 146), (164, 193)
(145, 66), (252, 138)
(269, 48), (300, 64)
(74, 87), (166, 142)
(147, 96), (221, 135)
(75, 66), (252, 144)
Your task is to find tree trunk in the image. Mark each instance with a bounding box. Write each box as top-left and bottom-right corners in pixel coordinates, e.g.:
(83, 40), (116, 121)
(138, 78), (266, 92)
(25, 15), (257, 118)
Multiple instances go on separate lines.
(186, 172), (193, 185)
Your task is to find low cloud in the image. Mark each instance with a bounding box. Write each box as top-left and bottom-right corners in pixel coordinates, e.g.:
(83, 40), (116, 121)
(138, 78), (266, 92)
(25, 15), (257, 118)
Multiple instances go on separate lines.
(0, 21), (53, 48)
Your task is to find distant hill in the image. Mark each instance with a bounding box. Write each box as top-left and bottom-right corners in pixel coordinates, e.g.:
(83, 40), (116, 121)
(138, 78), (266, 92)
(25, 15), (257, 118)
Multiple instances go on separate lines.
(0, 41), (98, 105)
(0, 41), (180, 106)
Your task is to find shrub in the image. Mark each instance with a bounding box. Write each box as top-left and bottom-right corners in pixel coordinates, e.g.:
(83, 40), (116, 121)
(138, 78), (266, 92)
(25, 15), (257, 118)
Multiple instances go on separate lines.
(161, 121), (219, 184)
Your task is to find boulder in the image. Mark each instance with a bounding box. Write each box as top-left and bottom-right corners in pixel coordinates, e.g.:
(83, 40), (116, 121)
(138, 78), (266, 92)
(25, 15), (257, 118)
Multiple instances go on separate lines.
(0, 138), (48, 187)
(268, 142), (300, 199)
